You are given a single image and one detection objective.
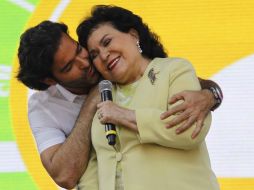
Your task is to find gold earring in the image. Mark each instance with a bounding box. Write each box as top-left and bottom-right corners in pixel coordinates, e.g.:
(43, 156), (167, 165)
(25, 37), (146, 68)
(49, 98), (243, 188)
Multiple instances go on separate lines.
(137, 40), (143, 53)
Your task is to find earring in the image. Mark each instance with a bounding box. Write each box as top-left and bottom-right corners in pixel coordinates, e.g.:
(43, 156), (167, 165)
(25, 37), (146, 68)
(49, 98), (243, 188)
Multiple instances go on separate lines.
(137, 40), (143, 53)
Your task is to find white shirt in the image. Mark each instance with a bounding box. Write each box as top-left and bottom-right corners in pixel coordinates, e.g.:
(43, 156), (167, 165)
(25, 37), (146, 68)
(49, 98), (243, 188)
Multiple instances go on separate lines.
(28, 84), (86, 153)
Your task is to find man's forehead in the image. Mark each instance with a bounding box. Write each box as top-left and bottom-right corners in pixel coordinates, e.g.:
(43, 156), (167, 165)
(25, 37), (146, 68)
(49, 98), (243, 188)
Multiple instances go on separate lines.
(54, 33), (89, 65)
(60, 33), (89, 52)
(58, 33), (76, 49)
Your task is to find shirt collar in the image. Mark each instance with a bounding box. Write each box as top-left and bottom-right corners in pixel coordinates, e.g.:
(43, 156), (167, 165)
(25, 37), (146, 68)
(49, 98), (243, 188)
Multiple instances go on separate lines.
(55, 84), (80, 102)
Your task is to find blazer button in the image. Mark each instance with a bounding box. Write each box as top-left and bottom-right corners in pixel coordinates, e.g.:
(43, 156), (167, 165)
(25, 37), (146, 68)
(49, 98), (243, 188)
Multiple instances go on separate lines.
(116, 152), (122, 162)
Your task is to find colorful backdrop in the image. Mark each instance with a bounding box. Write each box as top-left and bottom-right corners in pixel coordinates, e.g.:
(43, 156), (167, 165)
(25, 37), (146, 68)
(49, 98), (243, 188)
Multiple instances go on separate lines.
(0, 0), (253, 189)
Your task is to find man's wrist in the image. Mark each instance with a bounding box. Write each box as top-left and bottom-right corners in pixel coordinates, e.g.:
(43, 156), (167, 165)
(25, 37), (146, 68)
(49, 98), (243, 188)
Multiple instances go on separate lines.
(207, 86), (223, 111)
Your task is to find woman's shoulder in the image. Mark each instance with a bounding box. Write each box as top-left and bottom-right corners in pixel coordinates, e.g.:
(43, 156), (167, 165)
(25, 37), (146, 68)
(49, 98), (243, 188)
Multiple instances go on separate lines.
(151, 57), (194, 70)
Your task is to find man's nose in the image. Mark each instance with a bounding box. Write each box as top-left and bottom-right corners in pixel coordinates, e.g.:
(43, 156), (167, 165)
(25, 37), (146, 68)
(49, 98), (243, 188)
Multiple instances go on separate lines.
(76, 57), (90, 70)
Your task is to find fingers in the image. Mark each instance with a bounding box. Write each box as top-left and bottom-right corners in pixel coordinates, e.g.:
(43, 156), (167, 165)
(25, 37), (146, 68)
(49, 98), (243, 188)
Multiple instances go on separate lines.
(97, 102), (104, 109)
(164, 90), (209, 138)
(97, 101), (118, 124)
(168, 92), (185, 104)
(161, 103), (186, 120)
(97, 100), (112, 109)
(191, 117), (205, 139)
(97, 111), (108, 124)
(175, 115), (197, 134)
(165, 109), (191, 128)
(97, 112), (103, 120)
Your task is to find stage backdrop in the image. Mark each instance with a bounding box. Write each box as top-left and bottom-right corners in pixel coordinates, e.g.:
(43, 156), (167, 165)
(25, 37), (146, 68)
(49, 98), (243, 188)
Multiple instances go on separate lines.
(0, 0), (253, 189)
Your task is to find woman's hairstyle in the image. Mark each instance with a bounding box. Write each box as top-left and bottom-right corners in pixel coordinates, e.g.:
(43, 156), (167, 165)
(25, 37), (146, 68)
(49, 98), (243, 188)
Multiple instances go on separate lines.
(17, 21), (68, 90)
(77, 5), (167, 59)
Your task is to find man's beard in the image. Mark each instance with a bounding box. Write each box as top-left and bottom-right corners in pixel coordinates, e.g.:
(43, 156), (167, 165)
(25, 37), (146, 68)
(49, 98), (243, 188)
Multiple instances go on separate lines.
(55, 72), (100, 91)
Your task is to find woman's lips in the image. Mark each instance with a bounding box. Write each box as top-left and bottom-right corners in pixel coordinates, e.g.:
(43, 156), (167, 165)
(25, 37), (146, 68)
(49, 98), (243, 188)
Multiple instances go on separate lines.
(107, 57), (120, 71)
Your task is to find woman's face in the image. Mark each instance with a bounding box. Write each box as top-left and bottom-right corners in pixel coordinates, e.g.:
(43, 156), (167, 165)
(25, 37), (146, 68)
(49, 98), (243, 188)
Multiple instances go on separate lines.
(87, 23), (146, 84)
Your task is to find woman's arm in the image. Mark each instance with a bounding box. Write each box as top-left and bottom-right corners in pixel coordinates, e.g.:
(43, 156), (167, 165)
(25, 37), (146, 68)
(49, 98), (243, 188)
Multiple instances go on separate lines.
(97, 59), (211, 150)
(135, 59), (211, 150)
(160, 78), (223, 138)
(77, 148), (99, 190)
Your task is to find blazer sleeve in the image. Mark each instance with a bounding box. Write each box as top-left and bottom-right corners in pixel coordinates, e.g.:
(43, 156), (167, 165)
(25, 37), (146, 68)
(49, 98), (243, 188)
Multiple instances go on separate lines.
(78, 147), (99, 190)
(135, 59), (212, 150)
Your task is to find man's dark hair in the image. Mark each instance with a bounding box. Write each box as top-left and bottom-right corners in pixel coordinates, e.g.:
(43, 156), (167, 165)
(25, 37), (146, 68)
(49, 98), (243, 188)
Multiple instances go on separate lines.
(17, 20), (68, 90)
(77, 5), (167, 60)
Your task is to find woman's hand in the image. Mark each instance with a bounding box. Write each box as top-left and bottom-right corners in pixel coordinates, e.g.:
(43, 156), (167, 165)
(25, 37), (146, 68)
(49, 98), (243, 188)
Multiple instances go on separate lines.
(160, 90), (213, 139)
(97, 101), (138, 132)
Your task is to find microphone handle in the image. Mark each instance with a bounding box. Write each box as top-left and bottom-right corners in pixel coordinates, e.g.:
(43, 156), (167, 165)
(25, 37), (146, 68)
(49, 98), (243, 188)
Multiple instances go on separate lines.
(105, 123), (116, 146)
(101, 90), (116, 146)
(101, 90), (112, 101)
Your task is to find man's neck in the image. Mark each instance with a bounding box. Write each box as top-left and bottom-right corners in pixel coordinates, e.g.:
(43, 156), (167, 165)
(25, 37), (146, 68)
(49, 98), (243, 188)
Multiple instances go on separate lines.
(65, 87), (90, 95)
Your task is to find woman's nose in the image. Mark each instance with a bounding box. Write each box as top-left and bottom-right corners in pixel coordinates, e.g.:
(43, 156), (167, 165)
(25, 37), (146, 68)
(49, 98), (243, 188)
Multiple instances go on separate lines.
(100, 49), (109, 61)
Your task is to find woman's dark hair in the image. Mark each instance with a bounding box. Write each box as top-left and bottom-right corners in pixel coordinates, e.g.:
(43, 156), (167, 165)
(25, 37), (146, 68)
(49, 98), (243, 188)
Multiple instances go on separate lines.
(77, 5), (167, 60)
(17, 20), (68, 90)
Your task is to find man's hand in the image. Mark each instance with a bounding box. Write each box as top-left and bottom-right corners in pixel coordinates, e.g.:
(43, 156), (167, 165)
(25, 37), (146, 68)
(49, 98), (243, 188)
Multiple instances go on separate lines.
(160, 90), (214, 139)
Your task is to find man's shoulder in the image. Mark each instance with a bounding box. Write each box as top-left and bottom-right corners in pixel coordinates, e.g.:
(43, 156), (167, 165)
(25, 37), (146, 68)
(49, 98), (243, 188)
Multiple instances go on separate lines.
(28, 86), (57, 108)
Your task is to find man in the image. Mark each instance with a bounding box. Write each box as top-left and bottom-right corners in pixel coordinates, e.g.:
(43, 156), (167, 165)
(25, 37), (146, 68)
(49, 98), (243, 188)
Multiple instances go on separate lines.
(17, 21), (222, 189)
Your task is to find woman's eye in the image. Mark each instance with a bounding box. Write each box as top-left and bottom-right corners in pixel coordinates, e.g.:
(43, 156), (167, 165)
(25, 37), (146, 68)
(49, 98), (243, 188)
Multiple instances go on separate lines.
(103, 38), (111, 46)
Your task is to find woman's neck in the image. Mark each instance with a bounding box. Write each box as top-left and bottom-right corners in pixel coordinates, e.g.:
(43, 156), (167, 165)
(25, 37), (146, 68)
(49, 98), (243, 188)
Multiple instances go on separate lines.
(123, 57), (151, 85)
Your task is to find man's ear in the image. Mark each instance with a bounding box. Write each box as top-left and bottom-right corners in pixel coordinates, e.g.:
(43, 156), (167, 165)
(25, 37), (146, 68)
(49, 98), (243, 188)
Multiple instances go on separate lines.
(129, 28), (139, 40)
(42, 77), (57, 86)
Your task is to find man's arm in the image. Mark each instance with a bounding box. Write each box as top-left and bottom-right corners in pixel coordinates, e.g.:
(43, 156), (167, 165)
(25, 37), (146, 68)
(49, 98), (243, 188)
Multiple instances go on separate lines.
(40, 87), (99, 189)
(160, 77), (223, 138)
(97, 60), (212, 150)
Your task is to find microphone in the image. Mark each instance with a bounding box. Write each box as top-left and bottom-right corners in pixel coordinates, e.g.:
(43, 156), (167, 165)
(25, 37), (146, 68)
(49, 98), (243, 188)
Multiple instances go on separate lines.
(98, 80), (117, 146)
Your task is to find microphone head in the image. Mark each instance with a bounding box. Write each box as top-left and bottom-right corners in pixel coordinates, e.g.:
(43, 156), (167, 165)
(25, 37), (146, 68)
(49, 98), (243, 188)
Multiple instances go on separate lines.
(99, 80), (113, 93)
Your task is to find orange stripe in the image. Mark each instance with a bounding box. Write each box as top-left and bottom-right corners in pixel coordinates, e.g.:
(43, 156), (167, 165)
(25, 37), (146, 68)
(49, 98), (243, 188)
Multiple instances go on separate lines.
(10, 1), (63, 189)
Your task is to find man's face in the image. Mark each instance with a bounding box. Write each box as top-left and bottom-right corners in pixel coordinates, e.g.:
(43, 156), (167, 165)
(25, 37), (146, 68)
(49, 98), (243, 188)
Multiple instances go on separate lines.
(51, 33), (100, 94)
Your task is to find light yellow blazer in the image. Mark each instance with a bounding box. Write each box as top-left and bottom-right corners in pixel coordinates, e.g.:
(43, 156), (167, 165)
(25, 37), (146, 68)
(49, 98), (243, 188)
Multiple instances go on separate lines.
(79, 57), (220, 190)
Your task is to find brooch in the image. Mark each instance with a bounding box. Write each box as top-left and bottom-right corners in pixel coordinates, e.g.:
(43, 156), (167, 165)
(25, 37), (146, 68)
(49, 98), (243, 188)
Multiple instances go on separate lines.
(148, 68), (159, 85)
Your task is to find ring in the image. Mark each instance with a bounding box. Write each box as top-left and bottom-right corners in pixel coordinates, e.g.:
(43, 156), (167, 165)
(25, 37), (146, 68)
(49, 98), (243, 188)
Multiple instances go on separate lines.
(98, 112), (103, 119)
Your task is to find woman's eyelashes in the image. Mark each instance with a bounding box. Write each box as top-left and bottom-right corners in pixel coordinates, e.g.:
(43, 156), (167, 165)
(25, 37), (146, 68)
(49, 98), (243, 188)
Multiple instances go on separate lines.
(89, 38), (112, 60)
(103, 38), (111, 47)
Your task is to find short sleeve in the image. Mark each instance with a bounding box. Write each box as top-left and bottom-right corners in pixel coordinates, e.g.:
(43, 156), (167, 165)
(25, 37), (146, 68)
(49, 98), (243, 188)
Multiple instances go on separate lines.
(28, 95), (66, 153)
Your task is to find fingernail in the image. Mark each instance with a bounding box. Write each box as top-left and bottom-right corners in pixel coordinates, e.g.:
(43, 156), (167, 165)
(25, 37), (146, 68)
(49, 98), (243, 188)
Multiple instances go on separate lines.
(176, 129), (180, 134)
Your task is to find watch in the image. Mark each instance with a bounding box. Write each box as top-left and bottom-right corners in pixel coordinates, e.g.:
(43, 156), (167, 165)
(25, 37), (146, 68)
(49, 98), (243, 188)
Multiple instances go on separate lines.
(209, 86), (223, 111)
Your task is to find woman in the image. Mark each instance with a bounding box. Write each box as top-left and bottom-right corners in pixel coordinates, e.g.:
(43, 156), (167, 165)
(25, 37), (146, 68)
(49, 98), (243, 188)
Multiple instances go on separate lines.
(77, 5), (220, 190)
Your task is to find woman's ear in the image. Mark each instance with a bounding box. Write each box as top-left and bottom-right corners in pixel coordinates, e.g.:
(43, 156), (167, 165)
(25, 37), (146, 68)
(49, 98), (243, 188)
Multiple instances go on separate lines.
(129, 28), (139, 40)
(42, 77), (57, 86)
